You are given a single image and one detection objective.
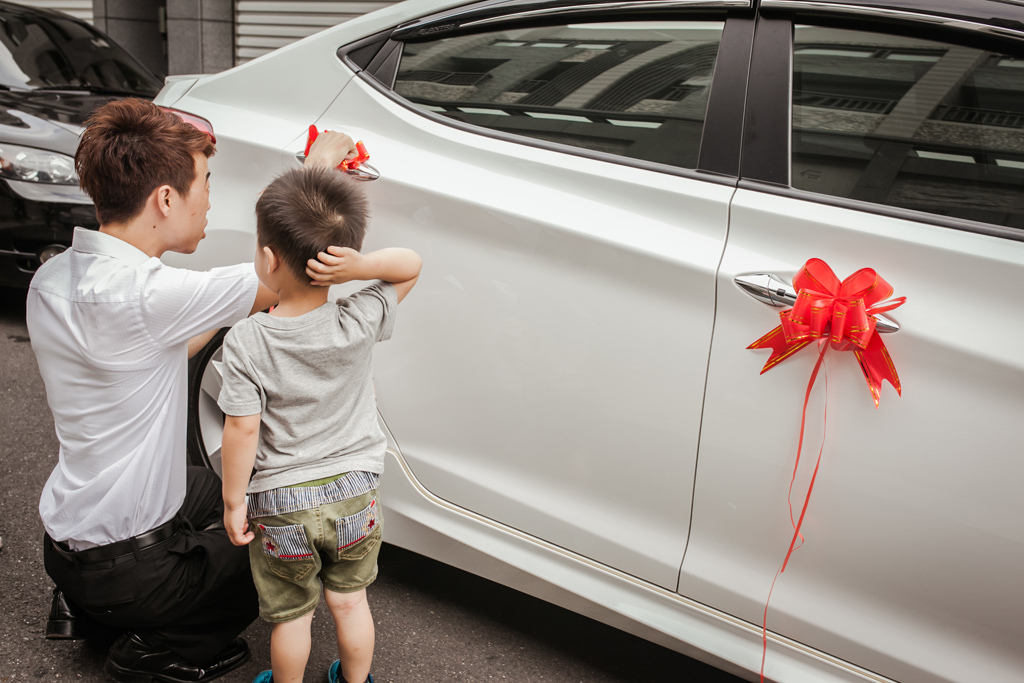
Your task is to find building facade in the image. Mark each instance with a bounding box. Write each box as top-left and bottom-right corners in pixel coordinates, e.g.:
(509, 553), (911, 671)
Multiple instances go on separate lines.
(14, 0), (386, 77)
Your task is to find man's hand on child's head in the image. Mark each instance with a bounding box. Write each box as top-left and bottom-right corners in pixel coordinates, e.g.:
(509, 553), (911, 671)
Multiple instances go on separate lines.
(224, 504), (254, 546)
(307, 245), (363, 286)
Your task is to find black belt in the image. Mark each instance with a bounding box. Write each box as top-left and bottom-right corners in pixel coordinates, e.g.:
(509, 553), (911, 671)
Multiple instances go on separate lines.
(49, 516), (180, 564)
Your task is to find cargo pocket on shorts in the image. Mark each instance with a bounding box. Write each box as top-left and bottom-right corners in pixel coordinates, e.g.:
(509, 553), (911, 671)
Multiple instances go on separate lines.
(336, 497), (382, 561)
(257, 523), (316, 581)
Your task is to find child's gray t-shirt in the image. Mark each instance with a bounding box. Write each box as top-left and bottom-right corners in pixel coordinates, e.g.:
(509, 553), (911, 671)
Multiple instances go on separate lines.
(217, 281), (397, 493)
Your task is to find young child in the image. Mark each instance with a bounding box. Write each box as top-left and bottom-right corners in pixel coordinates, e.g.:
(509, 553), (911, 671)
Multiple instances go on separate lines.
(218, 166), (421, 683)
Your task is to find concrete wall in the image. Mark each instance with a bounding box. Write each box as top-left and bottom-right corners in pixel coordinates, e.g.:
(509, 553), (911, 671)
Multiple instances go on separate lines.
(166, 0), (233, 76)
(90, 0), (234, 77)
(92, 0), (168, 78)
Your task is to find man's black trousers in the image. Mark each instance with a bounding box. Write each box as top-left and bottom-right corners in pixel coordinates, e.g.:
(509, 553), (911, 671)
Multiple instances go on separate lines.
(43, 467), (259, 665)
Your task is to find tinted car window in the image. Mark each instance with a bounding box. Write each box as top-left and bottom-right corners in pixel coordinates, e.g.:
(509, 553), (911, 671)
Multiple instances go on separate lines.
(0, 9), (160, 95)
(394, 21), (725, 169)
(792, 26), (1024, 231)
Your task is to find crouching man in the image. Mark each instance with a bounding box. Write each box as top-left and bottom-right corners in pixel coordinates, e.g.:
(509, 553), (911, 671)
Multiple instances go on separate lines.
(27, 98), (357, 681)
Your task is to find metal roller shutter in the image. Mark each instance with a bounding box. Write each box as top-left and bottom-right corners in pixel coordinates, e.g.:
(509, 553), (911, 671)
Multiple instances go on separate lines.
(14, 1), (93, 22)
(235, 1), (391, 65)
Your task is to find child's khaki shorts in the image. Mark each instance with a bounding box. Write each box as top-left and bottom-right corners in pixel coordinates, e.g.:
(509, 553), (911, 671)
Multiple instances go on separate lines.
(247, 473), (382, 623)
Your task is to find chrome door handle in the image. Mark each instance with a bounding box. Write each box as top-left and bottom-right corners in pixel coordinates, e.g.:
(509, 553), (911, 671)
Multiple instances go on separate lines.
(734, 273), (900, 333)
(344, 162), (379, 182)
(294, 152), (380, 181)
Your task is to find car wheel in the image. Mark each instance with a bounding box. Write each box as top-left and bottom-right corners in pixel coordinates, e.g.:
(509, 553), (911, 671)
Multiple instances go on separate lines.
(186, 329), (228, 475)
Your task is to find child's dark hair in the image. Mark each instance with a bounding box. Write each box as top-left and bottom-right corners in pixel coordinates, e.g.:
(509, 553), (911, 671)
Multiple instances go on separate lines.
(255, 166), (369, 280)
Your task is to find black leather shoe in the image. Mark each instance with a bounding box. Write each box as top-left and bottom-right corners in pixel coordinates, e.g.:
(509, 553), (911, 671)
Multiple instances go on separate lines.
(46, 587), (94, 640)
(104, 633), (250, 683)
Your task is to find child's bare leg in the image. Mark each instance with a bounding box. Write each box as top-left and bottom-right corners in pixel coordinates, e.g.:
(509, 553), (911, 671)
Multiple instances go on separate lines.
(271, 609), (315, 683)
(324, 587), (374, 683)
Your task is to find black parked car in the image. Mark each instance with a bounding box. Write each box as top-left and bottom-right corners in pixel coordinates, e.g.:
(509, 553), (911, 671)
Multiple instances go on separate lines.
(0, 2), (161, 288)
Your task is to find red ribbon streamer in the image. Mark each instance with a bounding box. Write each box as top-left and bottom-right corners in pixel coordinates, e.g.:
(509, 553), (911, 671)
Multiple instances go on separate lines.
(748, 259), (904, 682)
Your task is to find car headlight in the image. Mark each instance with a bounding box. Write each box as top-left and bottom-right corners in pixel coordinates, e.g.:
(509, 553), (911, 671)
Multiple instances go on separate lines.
(0, 143), (78, 185)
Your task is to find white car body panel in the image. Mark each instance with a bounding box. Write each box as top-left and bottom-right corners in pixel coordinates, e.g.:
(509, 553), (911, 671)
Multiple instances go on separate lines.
(153, 0), (482, 273)
(379, 438), (897, 683)
(158, 0), (1024, 680)
(315, 75), (732, 589)
(681, 189), (1024, 683)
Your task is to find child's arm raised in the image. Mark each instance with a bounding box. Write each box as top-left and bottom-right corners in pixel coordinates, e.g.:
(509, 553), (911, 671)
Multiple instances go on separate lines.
(221, 413), (261, 546)
(306, 246), (422, 303)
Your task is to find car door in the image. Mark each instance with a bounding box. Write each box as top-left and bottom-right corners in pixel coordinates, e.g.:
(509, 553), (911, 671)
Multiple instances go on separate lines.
(312, 1), (756, 589)
(680, 9), (1024, 683)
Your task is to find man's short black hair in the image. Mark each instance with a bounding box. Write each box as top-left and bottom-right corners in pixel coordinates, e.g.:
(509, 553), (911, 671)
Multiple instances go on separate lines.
(255, 166), (369, 280)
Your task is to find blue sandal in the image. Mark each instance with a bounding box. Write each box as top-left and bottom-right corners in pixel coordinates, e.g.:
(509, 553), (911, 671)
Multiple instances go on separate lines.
(253, 672), (273, 683)
(327, 660), (373, 683)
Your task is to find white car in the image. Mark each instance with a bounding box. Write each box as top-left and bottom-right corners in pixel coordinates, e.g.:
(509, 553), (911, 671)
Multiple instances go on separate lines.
(155, 1), (1024, 681)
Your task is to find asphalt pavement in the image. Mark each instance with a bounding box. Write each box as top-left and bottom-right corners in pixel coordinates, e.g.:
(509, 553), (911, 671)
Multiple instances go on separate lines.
(0, 286), (745, 683)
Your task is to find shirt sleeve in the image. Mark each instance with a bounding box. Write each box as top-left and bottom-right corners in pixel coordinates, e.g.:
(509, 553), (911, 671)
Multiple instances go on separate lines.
(338, 281), (397, 342)
(139, 262), (259, 348)
(217, 327), (264, 417)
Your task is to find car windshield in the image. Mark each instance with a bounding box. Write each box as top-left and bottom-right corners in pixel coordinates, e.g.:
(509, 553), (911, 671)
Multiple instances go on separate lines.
(0, 9), (160, 95)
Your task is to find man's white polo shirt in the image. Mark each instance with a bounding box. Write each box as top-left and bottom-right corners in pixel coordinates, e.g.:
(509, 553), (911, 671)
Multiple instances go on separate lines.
(27, 228), (259, 549)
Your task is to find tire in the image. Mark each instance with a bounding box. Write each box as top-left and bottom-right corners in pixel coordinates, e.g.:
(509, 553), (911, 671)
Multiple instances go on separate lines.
(186, 328), (229, 474)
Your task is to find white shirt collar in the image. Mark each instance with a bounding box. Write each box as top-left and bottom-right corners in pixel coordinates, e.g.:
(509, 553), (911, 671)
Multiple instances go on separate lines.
(71, 226), (152, 266)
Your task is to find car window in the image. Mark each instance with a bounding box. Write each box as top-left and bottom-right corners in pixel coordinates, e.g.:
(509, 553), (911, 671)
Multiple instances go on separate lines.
(792, 25), (1024, 231)
(0, 9), (160, 95)
(393, 21), (726, 170)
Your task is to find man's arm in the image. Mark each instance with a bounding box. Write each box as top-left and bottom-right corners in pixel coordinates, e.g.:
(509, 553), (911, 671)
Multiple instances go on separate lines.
(144, 264), (267, 348)
(221, 413), (261, 546)
(305, 247), (422, 303)
(187, 328), (219, 359)
(187, 283), (278, 357)
(251, 282), (279, 315)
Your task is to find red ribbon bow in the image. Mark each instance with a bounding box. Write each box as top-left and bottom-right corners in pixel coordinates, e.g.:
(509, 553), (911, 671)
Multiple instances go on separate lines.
(750, 259), (905, 682)
(747, 258), (905, 406)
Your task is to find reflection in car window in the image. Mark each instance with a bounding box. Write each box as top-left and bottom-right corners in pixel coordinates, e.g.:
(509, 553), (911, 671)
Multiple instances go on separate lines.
(792, 26), (1024, 231)
(395, 21), (725, 169)
(0, 9), (159, 95)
